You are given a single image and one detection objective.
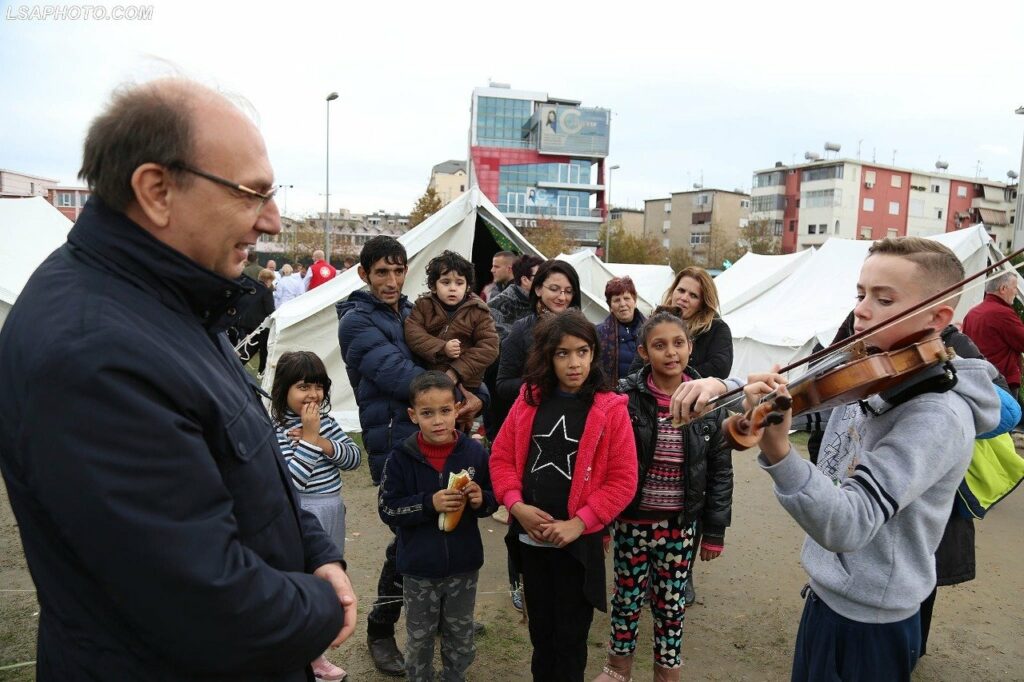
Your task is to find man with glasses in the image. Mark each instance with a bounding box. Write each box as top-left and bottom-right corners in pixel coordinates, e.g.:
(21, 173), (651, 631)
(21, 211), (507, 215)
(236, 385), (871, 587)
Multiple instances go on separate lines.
(0, 78), (356, 681)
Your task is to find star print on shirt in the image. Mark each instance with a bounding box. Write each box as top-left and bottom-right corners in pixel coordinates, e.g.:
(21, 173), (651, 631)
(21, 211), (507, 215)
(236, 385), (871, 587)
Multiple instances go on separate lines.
(530, 414), (579, 480)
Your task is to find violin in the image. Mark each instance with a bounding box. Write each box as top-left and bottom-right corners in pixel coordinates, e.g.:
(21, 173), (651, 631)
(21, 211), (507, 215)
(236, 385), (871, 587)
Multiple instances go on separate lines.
(715, 245), (1024, 451)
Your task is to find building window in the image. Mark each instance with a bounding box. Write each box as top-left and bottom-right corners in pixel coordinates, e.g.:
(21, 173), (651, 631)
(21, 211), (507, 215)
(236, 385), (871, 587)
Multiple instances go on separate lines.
(740, 199), (750, 208)
(864, 170), (876, 185)
(664, 202), (671, 213)
(863, 198), (874, 212)
(753, 171), (785, 188)
(891, 175), (902, 188)
(937, 209), (943, 220)
(79, 193), (89, 206)
(957, 185), (968, 198)
(58, 191), (74, 207)
(691, 211), (711, 225)
(801, 164), (844, 182)
(931, 183), (941, 193)
(789, 220), (796, 232)
(694, 193), (710, 207)
(860, 227), (872, 239)
(459, 185), (465, 191)
(689, 233), (710, 246)
(835, 220), (840, 233)
(887, 228), (898, 238)
(808, 224), (817, 235)
(888, 201), (900, 215)
(803, 189), (842, 208)
(773, 221), (783, 236)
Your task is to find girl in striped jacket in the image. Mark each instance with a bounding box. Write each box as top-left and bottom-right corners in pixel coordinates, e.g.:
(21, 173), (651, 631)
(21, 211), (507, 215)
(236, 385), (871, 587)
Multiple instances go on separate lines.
(271, 351), (361, 681)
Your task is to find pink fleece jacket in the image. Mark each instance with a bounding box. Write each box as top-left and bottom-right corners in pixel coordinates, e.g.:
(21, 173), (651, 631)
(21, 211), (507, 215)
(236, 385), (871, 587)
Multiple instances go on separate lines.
(489, 385), (638, 534)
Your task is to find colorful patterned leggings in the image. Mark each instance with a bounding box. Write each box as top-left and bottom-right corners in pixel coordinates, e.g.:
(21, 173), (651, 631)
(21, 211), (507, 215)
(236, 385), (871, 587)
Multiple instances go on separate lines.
(609, 517), (697, 668)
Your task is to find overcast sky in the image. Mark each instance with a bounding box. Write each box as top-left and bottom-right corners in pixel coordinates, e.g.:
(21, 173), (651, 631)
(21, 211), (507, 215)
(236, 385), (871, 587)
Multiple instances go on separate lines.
(2, 0), (1023, 217)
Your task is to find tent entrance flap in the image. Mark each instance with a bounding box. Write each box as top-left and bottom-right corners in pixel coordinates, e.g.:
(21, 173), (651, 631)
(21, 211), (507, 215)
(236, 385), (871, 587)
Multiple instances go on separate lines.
(472, 216), (505, 295)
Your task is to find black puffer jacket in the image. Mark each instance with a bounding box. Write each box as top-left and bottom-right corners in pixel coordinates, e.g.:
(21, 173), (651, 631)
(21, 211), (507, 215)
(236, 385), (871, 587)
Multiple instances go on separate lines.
(627, 316), (733, 380)
(617, 367), (734, 540)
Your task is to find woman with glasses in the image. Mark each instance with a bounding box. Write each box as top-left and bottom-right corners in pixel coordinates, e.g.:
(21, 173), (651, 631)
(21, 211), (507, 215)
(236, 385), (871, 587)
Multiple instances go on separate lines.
(495, 260), (583, 409)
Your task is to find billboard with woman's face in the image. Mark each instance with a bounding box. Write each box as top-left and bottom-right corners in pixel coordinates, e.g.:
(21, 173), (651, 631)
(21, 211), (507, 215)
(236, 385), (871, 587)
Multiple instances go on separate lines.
(537, 105), (610, 157)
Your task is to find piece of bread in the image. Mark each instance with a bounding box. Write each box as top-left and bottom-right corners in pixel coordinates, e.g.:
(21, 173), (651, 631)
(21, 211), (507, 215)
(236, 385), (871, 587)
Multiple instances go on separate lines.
(437, 469), (472, 532)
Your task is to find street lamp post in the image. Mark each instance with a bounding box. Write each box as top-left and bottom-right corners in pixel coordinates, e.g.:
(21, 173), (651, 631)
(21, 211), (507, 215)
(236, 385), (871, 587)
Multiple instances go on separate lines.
(1013, 106), (1024, 251)
(325, 92), (339, 262)
(605, 164), (621, 262)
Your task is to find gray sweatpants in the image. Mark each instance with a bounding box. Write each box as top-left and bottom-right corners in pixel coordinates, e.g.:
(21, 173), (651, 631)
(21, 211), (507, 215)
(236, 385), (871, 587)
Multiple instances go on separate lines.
(403, 571), (478, 682)
(298, 492), (346, 559)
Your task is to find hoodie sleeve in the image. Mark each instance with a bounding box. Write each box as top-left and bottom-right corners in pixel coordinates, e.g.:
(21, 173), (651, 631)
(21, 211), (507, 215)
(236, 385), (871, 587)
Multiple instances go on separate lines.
(700, 410), (734, 540)
(489, 395), (525, 509)
(760, 394), (985, 553)
(378, 450), (437, 528)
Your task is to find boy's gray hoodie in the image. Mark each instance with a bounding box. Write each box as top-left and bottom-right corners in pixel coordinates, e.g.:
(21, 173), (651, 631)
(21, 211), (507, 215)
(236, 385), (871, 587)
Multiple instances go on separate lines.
(759, 357), (999, 623)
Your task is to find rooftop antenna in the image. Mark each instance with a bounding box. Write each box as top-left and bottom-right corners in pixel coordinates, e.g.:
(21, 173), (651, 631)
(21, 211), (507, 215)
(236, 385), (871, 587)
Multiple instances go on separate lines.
(975, 160), (983, 178)
(892, 149), (897, 166)
(872, 148), (876, 163)
(857, 139), (863, 159)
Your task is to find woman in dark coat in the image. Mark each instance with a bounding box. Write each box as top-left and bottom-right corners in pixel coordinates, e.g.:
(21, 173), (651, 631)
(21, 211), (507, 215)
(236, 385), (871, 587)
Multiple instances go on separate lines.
(596, 276), (645, 385)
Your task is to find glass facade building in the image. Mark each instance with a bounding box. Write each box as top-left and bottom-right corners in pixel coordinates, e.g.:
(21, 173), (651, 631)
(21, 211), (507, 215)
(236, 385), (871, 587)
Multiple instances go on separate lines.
(468, 85), (611, 245)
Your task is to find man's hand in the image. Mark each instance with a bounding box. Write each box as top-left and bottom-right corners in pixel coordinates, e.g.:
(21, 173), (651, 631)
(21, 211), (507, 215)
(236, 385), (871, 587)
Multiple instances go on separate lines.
(444, 339), (462, 359)
(464, 481), (483, 509)
(540, 517), (585, 548)
(458, 390), (483, 421)
(510, 502), (554, 543)
(313, 562), (357, 647)
(670, 378), (729, 425)
(742, 372), (791, 463)
(432, 489), (466, 513)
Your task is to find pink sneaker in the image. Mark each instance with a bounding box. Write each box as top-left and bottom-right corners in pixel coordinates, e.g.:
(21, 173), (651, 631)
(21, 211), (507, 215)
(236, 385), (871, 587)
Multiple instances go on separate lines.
(311, 654), (348, 681)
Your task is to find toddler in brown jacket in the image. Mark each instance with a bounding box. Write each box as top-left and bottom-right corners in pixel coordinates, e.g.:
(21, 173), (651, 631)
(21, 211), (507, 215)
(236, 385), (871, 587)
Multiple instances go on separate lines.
(405, 250), (499, 391)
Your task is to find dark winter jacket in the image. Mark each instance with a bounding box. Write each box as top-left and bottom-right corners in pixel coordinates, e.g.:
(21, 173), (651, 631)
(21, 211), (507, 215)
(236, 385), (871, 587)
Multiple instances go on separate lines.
(235, 275), (275, 332)
(489, 284), (533, 341)
(0, 199), (343, 681)
(962, 292), (1024, 387)
(337, 290), (424, 482)
(628, 316), (734, 380)
(597, 311), (645, 385)
(378, 432), (498, 579)
(404, 292), (499, 390)
(495, 313), (540, 406)
(617, 367), (733, 540)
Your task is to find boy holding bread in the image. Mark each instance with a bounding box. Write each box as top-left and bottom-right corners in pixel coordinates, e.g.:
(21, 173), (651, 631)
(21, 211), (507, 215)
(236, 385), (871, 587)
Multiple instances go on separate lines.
(378, 371), (498, 682)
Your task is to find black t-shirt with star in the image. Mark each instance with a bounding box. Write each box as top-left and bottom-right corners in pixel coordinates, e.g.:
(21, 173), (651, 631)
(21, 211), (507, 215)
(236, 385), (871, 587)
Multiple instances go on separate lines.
(522, 391), (588, 520)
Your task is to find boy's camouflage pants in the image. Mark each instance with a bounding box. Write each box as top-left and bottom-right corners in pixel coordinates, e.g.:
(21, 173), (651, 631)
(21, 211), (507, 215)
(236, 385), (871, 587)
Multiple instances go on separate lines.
(403, 571), (478, 682)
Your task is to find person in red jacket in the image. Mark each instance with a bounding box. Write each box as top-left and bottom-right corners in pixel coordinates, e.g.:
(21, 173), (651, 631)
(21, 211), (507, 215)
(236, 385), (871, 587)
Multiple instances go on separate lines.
(489, 310), (638, 682)
(306, 249), (337, 290)
(962, 271), (1024, 416)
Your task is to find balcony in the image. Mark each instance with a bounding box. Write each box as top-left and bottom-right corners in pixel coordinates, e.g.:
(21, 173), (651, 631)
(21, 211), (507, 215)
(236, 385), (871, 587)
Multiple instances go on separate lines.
(497, 203), (604, 221)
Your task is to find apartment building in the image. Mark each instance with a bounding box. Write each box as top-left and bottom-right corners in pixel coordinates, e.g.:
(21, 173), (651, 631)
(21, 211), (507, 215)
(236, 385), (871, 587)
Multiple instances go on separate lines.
(643, 189), (751, 262)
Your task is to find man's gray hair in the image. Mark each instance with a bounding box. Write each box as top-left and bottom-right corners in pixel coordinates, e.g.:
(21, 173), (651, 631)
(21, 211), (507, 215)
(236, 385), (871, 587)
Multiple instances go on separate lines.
(985, 270), (1018, 293)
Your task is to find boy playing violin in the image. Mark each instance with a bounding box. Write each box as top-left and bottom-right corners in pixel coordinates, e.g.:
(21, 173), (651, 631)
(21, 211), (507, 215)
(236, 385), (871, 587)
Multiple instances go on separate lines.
(671, 237), (1000, 681)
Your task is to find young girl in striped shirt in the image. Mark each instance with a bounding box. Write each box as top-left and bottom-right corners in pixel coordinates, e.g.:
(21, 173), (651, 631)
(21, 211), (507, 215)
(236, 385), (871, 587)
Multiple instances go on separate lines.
(594, 308), (733, 682)
(272, 350), (361, 681)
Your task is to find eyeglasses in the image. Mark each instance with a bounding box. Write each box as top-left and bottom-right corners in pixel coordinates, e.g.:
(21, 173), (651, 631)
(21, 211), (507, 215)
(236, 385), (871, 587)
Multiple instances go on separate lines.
(172, 163), (277, 211)
(543, 283), (574, 298)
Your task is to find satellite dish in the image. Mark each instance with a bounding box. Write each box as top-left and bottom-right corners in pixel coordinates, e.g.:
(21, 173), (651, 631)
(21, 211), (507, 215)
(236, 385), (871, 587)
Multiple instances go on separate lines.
(1008, 170), (1019, 180)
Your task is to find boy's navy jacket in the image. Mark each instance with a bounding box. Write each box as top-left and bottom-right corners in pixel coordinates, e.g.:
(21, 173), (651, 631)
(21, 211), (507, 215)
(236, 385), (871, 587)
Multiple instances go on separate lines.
(378, 432), (498, 579)
(337, 289), (423, 478)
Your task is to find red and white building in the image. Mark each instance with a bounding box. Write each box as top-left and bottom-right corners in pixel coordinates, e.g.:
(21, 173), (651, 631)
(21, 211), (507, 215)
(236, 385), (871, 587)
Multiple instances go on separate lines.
(751, 156), (1016, 253)
(48, 186), (91, 220)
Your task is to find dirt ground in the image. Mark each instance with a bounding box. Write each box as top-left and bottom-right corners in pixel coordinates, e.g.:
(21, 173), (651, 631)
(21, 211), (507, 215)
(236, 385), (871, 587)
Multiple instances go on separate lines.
(2, 437), (1022, 681)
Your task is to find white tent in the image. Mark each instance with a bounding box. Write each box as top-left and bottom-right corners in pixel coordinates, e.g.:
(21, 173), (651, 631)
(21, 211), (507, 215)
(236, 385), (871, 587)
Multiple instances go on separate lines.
(724, 225), (997, 381)
(605, 262), (676, 312)
(0, 198), (73, 328)
(263, 188), (610, 429)
(554, 250), (659, 317)
(715, 249), (816, 315)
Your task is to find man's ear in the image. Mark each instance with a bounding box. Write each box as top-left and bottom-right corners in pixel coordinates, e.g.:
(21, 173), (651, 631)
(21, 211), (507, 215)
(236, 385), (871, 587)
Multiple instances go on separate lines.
(358, 265), (369, 285)
(129, 163), (173, 228)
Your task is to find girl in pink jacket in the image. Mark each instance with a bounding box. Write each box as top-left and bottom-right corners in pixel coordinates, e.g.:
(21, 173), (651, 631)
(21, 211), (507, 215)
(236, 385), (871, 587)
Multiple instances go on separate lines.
(490, 310), (638, 682)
